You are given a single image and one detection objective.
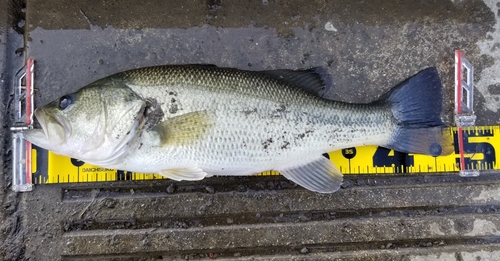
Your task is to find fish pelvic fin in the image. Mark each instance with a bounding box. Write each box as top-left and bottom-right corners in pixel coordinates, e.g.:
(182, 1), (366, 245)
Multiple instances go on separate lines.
(382, 67), (454, 156)
(277, 156), (343, 193)
(154, 111), (213, 146)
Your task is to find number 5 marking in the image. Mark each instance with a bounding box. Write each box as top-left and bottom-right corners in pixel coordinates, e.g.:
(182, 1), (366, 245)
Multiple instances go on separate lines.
(454, 129), (496, 170)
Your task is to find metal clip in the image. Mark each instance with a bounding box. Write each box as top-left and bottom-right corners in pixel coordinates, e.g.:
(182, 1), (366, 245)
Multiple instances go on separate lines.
(454, 50), (476, 127)
(10, 58), (35, 192)
(454, 50), (479, 177)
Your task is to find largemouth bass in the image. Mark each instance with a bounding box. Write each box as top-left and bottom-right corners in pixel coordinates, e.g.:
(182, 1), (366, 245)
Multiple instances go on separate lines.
(24, 65), (453, 193)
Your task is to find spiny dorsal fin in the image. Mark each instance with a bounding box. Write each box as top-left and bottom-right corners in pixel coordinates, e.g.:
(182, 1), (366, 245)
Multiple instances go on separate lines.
(260, 67), (332, 97)
(153, 111), (213, 146)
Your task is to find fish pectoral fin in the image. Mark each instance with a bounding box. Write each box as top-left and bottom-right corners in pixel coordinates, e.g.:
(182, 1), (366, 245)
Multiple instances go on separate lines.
(159, 167), (208, 181)
(154, 111), (213, 146)
(277, 156), (343, 193)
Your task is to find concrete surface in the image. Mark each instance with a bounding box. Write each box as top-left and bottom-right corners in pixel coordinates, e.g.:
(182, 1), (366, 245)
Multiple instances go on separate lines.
(19, 174), (500, 260)
(0, 0), (27, 259)
(1, 0), (500, 260)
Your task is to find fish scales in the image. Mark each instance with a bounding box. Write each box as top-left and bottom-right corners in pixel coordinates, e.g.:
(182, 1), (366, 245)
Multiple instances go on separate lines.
(117, 66), (394, 172)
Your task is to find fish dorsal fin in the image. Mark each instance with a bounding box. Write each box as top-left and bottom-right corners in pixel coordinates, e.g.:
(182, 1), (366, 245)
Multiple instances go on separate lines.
(159, 167), (208, 181)
(277, 156), (343, 193)
(260, 67), (332, 97)
(153, 111), (213, 146)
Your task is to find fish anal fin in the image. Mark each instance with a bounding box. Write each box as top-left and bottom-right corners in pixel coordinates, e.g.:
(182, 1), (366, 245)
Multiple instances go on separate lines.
(159, 167), (208, 181)
(154, 111), (213, 146)
(277, 156), (343, 193)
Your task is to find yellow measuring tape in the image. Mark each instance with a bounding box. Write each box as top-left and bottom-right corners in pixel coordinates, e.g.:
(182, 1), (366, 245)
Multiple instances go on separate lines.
(31, 126), (499, 184)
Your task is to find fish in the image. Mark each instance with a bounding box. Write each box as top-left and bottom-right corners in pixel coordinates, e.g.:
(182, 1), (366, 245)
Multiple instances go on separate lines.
(23, 65), (454, 193)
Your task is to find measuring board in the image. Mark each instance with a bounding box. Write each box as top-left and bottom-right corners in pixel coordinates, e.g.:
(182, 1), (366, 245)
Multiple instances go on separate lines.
(29, 127), (499, 184)
(10, 52), (499, 190)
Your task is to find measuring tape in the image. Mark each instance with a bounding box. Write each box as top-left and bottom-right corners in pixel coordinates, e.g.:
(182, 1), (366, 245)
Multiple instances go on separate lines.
(29, 126), (499, 184)
(11, 52), (499, 188)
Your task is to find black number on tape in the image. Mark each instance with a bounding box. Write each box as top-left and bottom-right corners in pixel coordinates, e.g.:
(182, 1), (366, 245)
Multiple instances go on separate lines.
(454, 129), (496, 169)
(342, 147), (357, 159)
(372, 147), (414, 173)
(71, 158), (85, 167)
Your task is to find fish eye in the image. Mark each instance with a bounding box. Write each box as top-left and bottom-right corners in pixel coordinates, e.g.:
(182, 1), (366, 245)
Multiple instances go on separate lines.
(58, 95), (73, 110)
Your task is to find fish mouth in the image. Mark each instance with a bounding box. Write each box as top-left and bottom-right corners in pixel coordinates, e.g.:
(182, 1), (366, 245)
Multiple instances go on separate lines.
(27, 108), (70, 146)
(34, 108), (49, 138)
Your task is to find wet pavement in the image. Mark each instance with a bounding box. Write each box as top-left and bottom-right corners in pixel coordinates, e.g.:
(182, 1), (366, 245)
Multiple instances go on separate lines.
(1, 0), (500, 260)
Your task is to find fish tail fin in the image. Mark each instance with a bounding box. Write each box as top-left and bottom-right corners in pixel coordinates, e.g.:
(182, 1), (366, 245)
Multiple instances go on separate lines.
(382, 67), (454, 156)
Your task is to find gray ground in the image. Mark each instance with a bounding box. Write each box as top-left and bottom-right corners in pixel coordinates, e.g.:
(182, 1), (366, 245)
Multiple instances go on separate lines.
(1, 0), (500, 260)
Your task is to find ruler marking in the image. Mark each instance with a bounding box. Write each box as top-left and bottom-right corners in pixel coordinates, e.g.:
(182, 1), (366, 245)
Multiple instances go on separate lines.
(434, 157), (437, 172)
(348, 159), (351, 174)
(458, 127), (466, 171)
